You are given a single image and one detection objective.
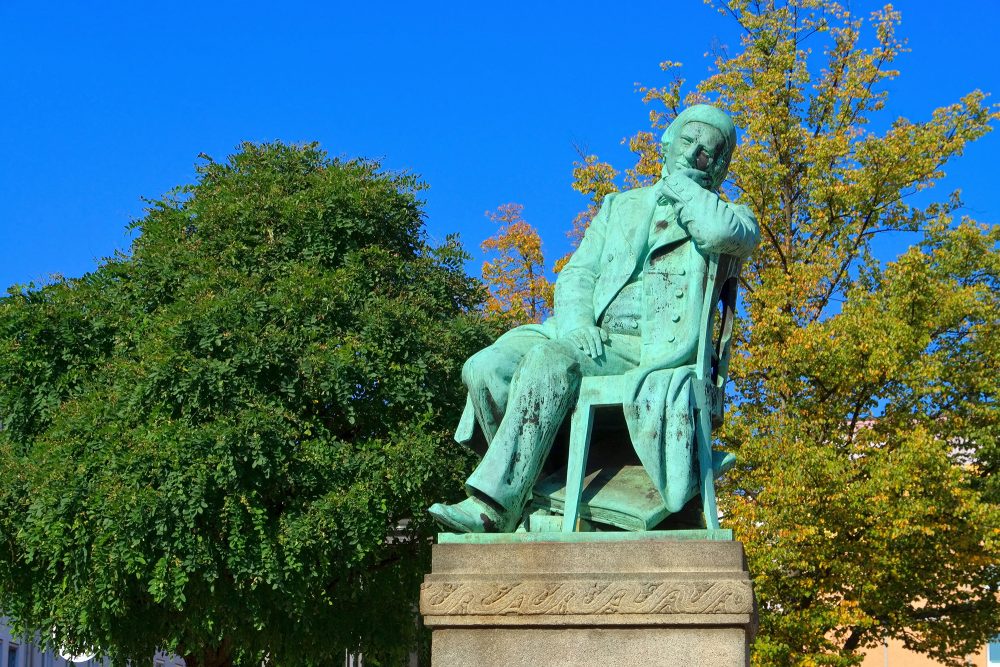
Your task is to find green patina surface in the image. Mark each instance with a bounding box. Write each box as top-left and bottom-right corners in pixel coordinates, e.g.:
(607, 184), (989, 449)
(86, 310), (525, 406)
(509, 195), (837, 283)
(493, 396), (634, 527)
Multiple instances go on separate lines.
(429, 104), (760, 534)
(437, 529), (734, 545)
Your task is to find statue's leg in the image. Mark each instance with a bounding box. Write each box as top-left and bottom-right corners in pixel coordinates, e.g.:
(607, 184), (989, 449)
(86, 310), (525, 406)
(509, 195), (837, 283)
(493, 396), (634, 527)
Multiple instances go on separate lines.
(466, 338), (585, 516)
(430, 335), (640, 533)
(460, 326), (550, 445)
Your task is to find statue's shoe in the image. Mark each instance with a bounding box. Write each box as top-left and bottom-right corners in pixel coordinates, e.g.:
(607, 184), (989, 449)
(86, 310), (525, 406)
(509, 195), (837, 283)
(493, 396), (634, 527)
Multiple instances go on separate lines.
(428, 496), (513, 533)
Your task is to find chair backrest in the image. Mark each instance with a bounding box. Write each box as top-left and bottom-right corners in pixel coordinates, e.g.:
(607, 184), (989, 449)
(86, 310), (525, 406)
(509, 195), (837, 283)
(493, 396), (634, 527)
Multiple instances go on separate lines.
(695, 254), (742, 427)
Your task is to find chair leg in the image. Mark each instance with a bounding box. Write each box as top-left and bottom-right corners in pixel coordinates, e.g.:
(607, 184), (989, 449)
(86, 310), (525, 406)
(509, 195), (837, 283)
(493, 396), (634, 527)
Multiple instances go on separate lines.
(562, 402), (595, 532)
(695, 407), (720, 530)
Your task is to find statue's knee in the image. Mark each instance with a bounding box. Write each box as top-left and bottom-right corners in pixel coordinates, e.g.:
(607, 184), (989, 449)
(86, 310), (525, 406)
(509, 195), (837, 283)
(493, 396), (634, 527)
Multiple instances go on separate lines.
(462, 347), (506, 390)
(461, 352), (486, 389)
(521, 341), (579, 378)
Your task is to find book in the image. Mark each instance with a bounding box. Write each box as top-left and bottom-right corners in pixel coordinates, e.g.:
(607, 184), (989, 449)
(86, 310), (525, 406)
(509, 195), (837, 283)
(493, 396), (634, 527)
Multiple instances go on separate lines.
(532, 451), (736, 531)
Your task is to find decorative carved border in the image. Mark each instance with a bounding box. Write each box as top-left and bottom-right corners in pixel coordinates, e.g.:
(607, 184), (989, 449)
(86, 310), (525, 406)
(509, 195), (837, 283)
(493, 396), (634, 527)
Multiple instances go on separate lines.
(420, 579), (753, 617)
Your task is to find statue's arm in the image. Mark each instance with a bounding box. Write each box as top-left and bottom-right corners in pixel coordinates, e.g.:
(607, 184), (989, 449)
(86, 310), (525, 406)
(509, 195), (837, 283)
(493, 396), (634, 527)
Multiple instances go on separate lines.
(659, 172), (760, 258)
(553, 193), (615, 336)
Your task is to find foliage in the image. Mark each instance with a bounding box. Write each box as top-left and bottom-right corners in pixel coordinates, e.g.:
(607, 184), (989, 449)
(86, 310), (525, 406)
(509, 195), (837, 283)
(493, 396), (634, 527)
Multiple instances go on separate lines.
(0, 143), (495, 666)
(557, 154), (621, 273)
(559, 1), (1000, 665)
(480, 203), (553, 325)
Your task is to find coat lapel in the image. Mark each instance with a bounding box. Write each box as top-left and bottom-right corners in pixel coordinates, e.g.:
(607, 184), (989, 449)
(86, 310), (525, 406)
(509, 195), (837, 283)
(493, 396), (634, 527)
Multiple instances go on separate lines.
(612, 183), (692, 270)
(648, 201), (691, 257)
(609, 186), (656, 268)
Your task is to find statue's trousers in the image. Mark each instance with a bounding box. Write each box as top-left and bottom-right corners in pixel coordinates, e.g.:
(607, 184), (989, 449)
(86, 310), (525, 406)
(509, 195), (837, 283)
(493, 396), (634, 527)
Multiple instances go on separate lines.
(462, 326), (641, 513)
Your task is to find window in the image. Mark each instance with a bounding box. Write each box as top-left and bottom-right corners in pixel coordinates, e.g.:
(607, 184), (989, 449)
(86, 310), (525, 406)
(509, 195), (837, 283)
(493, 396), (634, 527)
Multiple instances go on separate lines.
(8, 644), (19, 667)
(988, 634), (1000, 667)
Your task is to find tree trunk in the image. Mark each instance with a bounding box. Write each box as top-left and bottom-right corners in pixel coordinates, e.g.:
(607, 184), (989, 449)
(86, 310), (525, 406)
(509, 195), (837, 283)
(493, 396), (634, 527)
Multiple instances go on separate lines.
(181, 637), (234, 667)
(842, 627), (862, 653)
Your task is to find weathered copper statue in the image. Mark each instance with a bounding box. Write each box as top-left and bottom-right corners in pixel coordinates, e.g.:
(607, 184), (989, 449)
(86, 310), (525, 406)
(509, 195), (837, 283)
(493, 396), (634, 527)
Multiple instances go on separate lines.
(430, 105), (759, 533)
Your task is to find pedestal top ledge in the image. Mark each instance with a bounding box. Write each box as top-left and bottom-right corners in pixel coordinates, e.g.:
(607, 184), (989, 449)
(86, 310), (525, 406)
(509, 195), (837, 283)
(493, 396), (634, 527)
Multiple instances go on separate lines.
(421, 532), (757, 633)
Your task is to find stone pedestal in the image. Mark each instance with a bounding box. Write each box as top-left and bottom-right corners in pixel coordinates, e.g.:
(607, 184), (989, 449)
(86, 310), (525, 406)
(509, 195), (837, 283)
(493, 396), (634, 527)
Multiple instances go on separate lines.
(420, 532), (757, 666)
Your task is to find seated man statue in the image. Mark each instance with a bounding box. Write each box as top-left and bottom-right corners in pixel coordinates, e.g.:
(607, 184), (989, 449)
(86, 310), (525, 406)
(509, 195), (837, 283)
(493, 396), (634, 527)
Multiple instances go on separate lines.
(430, 104), (760, 533)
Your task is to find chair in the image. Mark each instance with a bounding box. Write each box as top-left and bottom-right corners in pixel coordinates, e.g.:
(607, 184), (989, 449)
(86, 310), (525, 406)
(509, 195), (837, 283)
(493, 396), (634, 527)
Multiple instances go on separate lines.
(559, 253), (742, 532)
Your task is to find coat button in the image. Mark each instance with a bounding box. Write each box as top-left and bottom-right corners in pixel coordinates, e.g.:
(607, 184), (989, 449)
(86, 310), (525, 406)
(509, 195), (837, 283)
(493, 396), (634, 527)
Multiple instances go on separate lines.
(675, 289), (684, 298)
(677, 268), (686, 276)
(607, 254), (614, 262)
(667, 335), (676, 343)
(671, 314), (680, 322)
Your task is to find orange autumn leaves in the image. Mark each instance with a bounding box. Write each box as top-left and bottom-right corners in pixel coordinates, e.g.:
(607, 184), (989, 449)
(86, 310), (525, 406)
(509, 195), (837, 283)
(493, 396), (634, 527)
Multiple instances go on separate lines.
(480, 203), (553, 326)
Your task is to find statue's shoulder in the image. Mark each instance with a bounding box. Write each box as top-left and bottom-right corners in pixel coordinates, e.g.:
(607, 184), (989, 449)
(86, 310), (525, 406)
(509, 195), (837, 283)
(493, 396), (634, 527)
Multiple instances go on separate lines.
(608, 183), (657, 205)
(597, 184), (657, 220)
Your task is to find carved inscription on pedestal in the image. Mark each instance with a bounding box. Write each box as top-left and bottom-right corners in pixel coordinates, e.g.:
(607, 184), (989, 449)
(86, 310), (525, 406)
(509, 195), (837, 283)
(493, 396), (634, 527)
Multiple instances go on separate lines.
(420, 579), (753, 617)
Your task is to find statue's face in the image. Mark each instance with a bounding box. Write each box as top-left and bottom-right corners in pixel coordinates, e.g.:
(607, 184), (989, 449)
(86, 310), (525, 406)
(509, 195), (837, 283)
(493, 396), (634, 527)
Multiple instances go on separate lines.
(664, 121), (727, 181)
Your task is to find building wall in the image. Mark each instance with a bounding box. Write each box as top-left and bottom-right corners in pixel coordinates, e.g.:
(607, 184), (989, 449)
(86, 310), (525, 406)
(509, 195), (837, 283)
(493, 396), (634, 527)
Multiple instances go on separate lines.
(0, 618), (183, 667)
(858, 637), (990, 667)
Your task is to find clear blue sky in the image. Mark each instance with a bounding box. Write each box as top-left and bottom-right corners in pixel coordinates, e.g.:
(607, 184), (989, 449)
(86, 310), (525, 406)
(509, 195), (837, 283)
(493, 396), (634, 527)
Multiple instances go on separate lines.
(1, 1), (998, 291)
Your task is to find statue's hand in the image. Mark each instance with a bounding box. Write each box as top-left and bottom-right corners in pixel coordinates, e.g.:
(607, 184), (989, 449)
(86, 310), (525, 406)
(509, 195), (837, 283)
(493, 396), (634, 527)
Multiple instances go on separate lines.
(656, 168), (712, 207)
(677, 168), (712, 189)
(566, 326), (608, 359)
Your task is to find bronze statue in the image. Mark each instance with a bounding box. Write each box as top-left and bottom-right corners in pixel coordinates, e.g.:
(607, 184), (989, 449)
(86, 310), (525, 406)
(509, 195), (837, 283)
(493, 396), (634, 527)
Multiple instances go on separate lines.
(430, 105), (759, 533)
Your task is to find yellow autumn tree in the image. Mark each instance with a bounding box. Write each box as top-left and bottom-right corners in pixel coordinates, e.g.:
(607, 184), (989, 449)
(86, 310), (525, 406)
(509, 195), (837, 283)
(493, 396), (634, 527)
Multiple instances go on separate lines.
(563, 2), (1000, 666)
(480, 203), (553, 325)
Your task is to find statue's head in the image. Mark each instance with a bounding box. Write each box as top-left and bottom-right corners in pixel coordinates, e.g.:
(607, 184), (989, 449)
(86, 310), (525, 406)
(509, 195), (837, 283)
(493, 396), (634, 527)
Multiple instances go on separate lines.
(660, 104), (737, 189)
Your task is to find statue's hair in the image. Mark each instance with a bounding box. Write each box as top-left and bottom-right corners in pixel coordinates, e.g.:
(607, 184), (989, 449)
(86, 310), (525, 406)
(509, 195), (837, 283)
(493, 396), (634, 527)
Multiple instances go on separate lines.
(660, 104), (737, 188)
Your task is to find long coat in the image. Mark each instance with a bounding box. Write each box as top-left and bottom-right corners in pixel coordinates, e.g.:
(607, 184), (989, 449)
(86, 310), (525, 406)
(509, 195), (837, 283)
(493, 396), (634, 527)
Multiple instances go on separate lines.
(457, 171), (759, 512)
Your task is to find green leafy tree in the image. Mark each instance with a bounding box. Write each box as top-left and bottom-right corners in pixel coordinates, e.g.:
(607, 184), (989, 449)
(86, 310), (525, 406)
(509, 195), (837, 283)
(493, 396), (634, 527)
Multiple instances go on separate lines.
(0, 143), (495, 666)
(566, 2), (999, 665)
